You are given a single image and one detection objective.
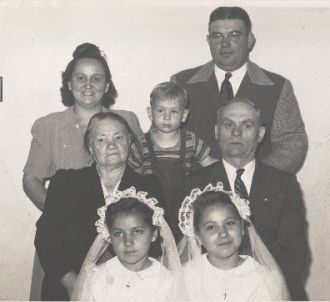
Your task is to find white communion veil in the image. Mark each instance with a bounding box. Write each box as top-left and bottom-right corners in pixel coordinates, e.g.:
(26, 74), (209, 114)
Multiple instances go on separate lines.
(71, 187), (187, 301)
(178, 182), (291, 301)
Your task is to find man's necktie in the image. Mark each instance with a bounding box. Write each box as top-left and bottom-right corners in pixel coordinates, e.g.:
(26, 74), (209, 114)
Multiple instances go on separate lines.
(219, 72), (234, 102)
(234, 168), (249, 199)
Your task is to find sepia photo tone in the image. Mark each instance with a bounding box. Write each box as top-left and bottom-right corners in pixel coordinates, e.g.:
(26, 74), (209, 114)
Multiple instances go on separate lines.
(0, 0), (329, 300)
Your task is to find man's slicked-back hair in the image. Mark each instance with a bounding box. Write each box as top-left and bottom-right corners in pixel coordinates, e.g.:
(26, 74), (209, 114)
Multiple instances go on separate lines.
(150, 82), (188, 108)
(209, 7), (252, 33)
(216, 98), (264, 126)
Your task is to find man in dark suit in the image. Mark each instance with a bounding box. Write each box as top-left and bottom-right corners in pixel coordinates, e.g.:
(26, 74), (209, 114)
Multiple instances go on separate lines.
(35, 164), (164, 301)
(172, 6), (307, 174)
(187, 99), (308, 300)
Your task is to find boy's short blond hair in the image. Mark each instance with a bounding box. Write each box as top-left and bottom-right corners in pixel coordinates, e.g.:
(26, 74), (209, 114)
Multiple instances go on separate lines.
(150, 82), (188, 108)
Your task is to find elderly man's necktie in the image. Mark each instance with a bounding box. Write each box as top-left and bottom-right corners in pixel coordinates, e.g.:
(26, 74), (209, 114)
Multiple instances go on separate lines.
(219, 72), (234, 102)
(234, 168), (249, 199)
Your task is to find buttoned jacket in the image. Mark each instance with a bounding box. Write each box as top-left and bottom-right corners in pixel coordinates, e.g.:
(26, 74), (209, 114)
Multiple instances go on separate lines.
(172, 61), (308, 173)
(186, 160), (308, 298)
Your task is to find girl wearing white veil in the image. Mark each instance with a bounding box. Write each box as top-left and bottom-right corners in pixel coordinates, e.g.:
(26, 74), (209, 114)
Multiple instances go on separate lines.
(72, 187), (186, 301)
(178, 182), (290, 301)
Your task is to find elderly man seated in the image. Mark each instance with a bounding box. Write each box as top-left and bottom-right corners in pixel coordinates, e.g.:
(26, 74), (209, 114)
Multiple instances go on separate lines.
(187, 99), (308, 300)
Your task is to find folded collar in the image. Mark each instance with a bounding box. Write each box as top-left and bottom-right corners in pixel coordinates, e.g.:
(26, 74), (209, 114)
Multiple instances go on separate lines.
(188, 60), (273, 86)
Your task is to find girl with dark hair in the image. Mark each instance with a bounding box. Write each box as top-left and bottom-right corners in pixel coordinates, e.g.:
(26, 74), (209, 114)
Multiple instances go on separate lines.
(178, 182), (290, 301)
(71, 188), (185, 301)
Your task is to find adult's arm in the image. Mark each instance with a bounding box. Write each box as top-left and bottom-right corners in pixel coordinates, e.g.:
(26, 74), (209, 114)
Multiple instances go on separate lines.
(277, 175), (308, 290)
(192, 132), (217, 167)
(23, 117), (53, 209)
(126, 111), (144, 142)
(35, 171), (77, 285)
(128, 140), (145, 175)
(262, 80), (308, 173)
(113, 109), (146, 174)
(22, 174), (46, 211)
(111, 109), (144, 142)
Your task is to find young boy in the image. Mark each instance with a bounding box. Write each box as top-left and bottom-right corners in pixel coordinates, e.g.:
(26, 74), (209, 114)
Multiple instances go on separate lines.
(142, 82), (216, 240)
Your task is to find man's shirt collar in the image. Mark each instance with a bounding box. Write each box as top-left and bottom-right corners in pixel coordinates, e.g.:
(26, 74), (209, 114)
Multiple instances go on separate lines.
(214, 63), (247, 96)
(187, 60), (273, 87)
(222, 159), (255, 195)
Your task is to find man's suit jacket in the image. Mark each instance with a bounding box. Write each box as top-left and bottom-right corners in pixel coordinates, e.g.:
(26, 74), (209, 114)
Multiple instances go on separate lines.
(172, 61), (308, 174)
(187, 160), (308, 300)
(35, 163), (164, 301)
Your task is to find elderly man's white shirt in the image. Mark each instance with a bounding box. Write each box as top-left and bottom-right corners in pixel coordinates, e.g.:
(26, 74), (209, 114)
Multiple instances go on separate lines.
(223, 159), (255, 195)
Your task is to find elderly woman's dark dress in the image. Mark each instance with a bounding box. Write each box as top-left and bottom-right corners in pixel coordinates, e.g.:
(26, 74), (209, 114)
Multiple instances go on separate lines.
(35, 164), (162, 300)
(35, 112), (164, 301)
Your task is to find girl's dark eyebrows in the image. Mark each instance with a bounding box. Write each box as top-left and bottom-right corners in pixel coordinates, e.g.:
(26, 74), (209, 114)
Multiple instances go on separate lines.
(109, 227), (122, 231)
(225, 216), (239, 220)
(220, 117), (232, 122)
(202, 221), (216, 227)
(111, 225), (146, 231)
(92, 73), (106, 77)
(132, 225), (146, 229)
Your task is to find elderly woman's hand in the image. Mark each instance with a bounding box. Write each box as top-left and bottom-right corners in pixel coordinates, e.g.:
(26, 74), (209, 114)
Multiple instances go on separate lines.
(60, 271), (78, 299)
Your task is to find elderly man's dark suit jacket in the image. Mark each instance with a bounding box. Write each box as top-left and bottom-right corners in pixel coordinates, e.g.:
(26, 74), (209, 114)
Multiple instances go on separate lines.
(187, 160), (308, 300)
(172, 61), (307, 174)
(35, 163), (164, 301)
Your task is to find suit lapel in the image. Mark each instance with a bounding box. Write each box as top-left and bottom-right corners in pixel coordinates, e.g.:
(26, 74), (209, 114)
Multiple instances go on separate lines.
(209, 161), (231, 190)
(236, 61), (274, 100)
(188, 61), (219, 106)
(236, 71), (255, 100)
(249, 162), (273, 224)
(201, 72), (222, 108)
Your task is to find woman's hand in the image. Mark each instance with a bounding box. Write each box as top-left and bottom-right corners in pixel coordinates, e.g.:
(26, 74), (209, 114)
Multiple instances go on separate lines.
(60, 271), (78, 299)
(23, 173), (47, 211)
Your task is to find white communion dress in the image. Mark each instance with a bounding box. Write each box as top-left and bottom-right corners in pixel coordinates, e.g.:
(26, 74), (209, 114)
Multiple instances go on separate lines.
(184, 254), (271, 301)
(90, 256), (173, 301)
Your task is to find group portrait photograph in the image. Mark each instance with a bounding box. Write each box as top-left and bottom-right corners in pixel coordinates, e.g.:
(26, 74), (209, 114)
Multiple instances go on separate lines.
(0, 0), (329, 300)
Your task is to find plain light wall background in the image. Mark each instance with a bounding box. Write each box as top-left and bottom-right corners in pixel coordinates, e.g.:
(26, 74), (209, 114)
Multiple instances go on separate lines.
(0, 0), (329, 300)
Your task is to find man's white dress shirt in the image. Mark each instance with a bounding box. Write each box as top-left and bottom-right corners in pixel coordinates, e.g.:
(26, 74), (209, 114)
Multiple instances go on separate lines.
(214, 63), (247, 96)
(222, 159), (255, 195)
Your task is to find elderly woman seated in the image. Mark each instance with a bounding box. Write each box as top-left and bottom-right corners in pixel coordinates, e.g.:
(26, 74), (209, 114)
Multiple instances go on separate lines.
(35, 111), (164, 301)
